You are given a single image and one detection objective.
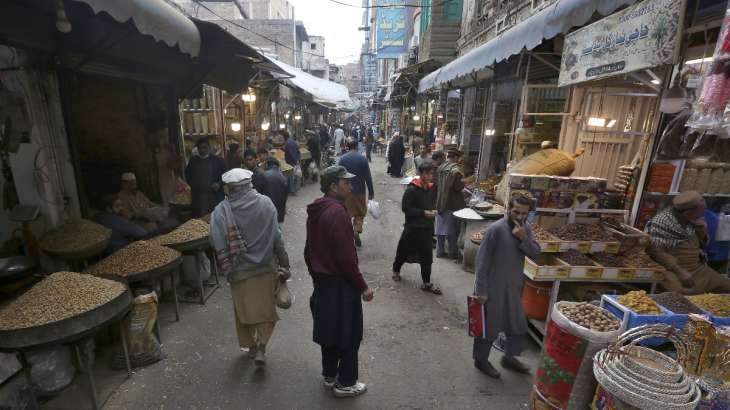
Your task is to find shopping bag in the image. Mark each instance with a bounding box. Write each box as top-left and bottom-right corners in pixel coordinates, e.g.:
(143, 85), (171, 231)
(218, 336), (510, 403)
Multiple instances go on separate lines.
(367, 200), (382, 219)
(717, 213), (730, 242)
(275, 280), (292, 309)
(467, 295), (486, 338)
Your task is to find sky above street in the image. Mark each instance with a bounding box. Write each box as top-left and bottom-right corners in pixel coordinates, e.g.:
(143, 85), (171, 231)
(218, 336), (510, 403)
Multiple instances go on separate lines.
(290, 0), (364, 65)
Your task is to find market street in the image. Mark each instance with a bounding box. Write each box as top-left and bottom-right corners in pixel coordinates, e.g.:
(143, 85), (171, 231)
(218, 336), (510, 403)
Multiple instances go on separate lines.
(104, 157), (537, 410)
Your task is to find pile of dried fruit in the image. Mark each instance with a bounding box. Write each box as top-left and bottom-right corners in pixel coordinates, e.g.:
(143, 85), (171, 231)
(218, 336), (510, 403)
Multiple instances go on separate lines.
(590, 252), (623, 267)
(0, 272), (125, 330)
(558, 250), (596, 266)
(650, 292), (704, 314)
(620, 248), (662, 269)
(85, 241), (180, 277)
(40, 219), (111, 254)
(148, 219), (209, 246)
(549, 224), (616, 242)
(618, 290), (663, 314)
(558, 302), (620, 332)
(688, 294), (730, 317)
(532, 224), (557, 241)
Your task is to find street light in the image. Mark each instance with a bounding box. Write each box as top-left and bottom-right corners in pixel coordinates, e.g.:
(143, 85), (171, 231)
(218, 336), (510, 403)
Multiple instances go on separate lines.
(231, 122), (241, 132)
(261, 121), (270, 131)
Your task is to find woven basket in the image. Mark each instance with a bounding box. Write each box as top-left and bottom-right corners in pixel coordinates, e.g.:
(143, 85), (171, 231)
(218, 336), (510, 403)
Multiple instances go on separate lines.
(592, 324), (702, 410)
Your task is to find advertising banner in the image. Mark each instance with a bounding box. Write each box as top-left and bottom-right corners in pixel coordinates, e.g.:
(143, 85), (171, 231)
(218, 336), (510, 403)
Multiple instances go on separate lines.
(376, 0), (408, 59)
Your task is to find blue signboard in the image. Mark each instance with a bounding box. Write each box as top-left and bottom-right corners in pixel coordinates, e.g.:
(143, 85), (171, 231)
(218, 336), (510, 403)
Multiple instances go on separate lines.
(375, 0), (408, 59)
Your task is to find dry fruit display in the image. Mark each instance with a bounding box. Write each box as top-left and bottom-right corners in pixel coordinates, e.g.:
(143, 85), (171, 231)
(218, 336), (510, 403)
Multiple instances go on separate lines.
(531, 224), (558, 241)
(558, 302), (620, 332)
(549, 223), (616, 242)
(0, 272), (125, 330)
(589, 252), (623, 267)
(85, 241), (181, 277)
(619, 248), (662, 269)
(148, 219), (209, 246)
(40, 219), (111, 258)
(650, 292), (704, 314)
(617, 290), (663, 314)
(557, 250), (596, 266)
(688, 294), (730, 317)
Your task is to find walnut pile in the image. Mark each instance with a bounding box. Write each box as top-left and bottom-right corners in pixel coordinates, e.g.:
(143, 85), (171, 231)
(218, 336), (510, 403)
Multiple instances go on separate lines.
(558, 302), (620, 332)
(0, 272), (125, 330)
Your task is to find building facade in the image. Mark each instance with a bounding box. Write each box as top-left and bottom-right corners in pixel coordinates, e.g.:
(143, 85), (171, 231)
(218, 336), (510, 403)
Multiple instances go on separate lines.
(302, 35), (329, 80)
(241, 0), (294, 19)
(339, 62), (362, 97)
(212, 18), (308, 67)
(170, 0), (248, 20)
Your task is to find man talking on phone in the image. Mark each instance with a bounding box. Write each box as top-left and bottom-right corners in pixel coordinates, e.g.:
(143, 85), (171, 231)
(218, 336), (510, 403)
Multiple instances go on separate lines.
(472, 194), (540, 378)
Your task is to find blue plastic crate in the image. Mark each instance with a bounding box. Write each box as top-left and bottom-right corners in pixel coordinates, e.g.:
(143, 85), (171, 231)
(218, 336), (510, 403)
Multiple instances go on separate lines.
(601, 295), (689, 345)
(710, 314), (730, 328)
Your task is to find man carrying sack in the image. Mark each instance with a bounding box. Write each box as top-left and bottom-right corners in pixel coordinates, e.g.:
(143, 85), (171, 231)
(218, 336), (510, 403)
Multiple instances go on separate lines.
(209, 168), (291, 367)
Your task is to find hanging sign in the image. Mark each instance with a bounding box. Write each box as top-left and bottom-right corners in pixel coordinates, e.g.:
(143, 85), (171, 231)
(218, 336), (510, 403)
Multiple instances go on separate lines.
(558, 0), (685, 87)
(375, 0), (409, 59)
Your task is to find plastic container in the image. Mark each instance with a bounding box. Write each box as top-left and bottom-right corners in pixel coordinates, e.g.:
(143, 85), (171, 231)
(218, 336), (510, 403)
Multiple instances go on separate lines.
(601, 295), (688, 346)
(522, 278), (553, 320)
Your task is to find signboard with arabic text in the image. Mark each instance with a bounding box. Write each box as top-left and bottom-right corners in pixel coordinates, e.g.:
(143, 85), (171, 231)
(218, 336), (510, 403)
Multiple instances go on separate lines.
(375, 0), (409, 59)
(558, 0), (685, 87)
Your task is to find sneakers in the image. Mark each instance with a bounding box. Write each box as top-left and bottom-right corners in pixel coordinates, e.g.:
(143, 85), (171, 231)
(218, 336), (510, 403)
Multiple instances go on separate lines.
(333, 381), (368, 397)
(501, 355), (530, 374)
(254, 345), (266, 367)
(323, 377), (335, 390)
(474, 360), (501, 379)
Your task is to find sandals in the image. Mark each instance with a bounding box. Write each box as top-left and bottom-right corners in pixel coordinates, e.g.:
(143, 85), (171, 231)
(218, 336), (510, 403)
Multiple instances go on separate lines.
(392, 272), (402, 282)
(421, 283), (442, 295)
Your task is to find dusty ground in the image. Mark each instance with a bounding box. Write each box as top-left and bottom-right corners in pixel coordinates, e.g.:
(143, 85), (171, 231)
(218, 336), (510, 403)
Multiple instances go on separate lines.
(103, 156), (537, 410)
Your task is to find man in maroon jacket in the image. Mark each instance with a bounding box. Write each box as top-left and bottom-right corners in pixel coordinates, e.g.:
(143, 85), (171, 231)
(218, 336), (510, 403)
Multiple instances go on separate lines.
(305, 165), (375, 398)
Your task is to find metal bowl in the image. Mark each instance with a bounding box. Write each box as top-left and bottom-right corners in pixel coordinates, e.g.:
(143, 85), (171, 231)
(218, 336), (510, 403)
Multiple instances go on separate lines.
(0, 277), (132, 352)
(114, 254), (183, 283)
(0, 256), (37, 283)
(165, 236), (210, 253)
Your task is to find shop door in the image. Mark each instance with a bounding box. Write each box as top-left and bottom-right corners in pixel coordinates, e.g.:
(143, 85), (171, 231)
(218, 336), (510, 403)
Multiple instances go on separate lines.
(572, 89), (657, 185)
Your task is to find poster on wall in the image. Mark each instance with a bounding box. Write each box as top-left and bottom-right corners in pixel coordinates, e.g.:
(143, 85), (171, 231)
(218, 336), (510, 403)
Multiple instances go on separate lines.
(375, 0), (408, 59)
(558, 0), (685, 87)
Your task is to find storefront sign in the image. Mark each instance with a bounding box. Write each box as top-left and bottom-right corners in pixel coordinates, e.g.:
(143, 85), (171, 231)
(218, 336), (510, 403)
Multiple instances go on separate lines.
(558, 0), (685, 87)
(375, 0), (408, 59)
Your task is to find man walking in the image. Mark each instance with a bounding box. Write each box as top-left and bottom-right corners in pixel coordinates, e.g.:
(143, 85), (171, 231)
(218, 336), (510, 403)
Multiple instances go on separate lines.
(305, 166), (374, 397)
(282, 130), (301, 194)
(435, 147), (466, 259)
(259, 158), (289, 224)
(185, 138), (227, 217)
(338, 138), (374, 247)
(334, 124), (345, 156)
(365, 127), (374, 163)
(243, 148), (265, 193)
(209, 168), (291, 367)
(473, 195), (539, 378)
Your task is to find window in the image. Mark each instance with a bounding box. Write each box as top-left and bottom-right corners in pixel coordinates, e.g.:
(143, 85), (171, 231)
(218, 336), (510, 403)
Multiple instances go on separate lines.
(311, 44), (316, 50)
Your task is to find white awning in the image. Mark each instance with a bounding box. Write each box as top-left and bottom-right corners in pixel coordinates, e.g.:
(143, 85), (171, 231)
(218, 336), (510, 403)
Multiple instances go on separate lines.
(268, 58), (353, 108)
(419, 0), (638, 92)
(71, 0), (201, 57)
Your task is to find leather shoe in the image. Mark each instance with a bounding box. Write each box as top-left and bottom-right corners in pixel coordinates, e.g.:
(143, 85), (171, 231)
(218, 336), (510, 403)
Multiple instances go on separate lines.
(474, 360), (501, 379)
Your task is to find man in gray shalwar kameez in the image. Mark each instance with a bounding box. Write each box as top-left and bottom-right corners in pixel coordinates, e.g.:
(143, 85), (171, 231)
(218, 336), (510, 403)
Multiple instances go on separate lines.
(473, 195), (540, 378)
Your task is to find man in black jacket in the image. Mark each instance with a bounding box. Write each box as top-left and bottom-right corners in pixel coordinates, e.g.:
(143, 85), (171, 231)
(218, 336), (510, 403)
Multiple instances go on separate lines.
(259, 158), (289, 223)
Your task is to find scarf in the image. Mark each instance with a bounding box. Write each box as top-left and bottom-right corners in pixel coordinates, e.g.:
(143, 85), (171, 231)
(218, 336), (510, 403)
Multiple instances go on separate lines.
(210, 182), (277, 275)
(645, 207), (695, 249)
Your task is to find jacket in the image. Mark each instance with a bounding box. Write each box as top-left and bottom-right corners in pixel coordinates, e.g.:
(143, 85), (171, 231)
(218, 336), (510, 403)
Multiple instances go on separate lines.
(436, 162), (466, 212)
(401, 178), (436, 230)
(305, 196), (367, 292)
(338, 151), (374, 195)
(260, 165), (289, 223)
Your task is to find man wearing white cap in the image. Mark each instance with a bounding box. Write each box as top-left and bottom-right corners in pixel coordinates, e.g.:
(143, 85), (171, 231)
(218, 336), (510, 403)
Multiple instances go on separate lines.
(210, 168), (291, 367)
(117, 172), (165, 229)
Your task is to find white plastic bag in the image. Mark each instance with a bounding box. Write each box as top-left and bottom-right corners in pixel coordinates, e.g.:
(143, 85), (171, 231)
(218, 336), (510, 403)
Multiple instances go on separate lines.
(275, 281), (292, 309)
(717, 213), (730, 241)
(368, 200), (382, 220)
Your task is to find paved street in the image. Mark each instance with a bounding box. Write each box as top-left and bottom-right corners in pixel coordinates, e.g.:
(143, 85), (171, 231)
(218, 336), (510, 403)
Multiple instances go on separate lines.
(105, 157), (537, 409)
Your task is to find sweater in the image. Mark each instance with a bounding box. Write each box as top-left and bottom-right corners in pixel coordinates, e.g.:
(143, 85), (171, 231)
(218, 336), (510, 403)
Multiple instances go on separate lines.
(304, 196), (368, 292)
(401, 178), (437, 230)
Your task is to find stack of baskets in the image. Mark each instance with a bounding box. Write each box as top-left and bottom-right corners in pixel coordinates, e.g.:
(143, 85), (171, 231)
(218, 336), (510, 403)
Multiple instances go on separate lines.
(593, 325), (702, 409)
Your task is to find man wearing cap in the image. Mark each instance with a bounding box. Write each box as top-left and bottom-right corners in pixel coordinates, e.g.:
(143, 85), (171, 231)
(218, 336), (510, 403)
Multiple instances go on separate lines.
(210, 168), (291, 367)
(305, 166), (375, 398)
(435, 147), (467, 260)
(117, 172), (167, 230)
(646, 190), (730, 294)
(338, 138), (374, 247)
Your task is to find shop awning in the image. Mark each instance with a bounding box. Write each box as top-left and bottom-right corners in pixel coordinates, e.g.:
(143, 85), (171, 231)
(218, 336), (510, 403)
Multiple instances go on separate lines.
(70, 0), (201, 57)
(267, 57), (354, 109)
(419, 0), (639, 92)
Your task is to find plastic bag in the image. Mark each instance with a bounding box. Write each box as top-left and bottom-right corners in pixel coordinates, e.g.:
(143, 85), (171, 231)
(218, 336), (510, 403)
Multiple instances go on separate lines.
(690, 130), (718, 158)
(113, 291), (163, 369)
(656, 110), (691, 159)
(169, 177), (192, 205)
(718, 214), (730, 242)
(275, 281), (292, 309)
(367, 200), (382, 219)
(26, 346), (74, 396)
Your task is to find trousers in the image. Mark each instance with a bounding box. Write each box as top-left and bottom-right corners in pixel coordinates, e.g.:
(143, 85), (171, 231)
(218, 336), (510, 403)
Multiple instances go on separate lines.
(321, 343), (360, 387)
(235, 322), (275, 349)
(473, 333), (524, 364)
(436, 234), (459, 258)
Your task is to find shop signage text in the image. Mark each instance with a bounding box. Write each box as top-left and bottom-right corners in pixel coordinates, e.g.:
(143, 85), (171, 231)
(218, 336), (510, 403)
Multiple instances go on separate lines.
(558, 0), (685, 87)
(375, 0), (409, 59)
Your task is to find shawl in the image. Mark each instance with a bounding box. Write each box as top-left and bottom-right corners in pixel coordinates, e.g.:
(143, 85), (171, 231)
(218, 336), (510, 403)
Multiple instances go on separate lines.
(645, 207), (695, 249)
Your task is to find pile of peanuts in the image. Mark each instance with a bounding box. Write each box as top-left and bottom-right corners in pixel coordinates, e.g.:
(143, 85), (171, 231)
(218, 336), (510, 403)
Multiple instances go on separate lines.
(40, 219), (111, 254)
(85, 241), (180, 277)
(148, 219), (209, 246)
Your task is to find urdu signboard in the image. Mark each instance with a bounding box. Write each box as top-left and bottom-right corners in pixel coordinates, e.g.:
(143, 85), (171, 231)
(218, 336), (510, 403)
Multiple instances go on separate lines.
(558, 0), (685, 87)
(375, 0), (408, 59)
